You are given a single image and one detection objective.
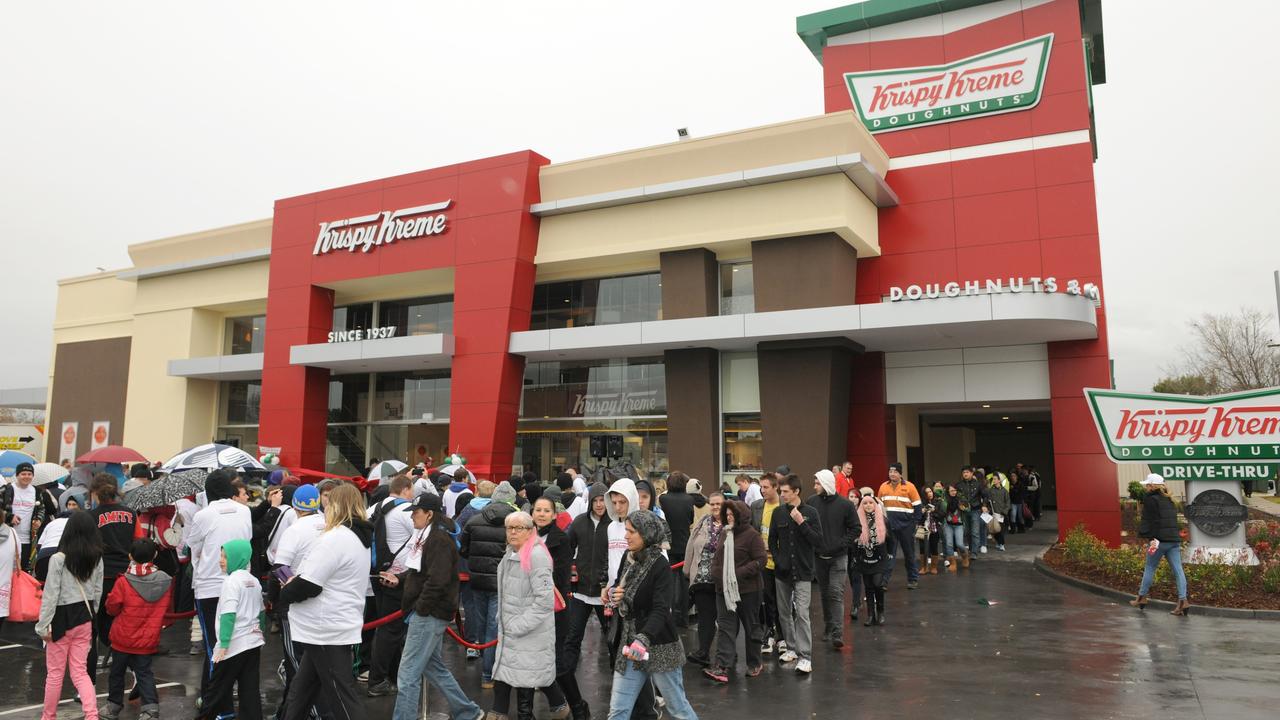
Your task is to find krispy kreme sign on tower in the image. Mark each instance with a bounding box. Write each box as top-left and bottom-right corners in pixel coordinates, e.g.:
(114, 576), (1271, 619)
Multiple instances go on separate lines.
(844, 34), (1053, 133)
(313, 200), (451, 256)
(1084, 387), (1280, 463)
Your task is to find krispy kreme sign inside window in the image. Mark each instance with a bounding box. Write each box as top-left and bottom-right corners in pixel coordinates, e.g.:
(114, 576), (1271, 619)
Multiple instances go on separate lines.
(313, 200), (451, 256)
(844, 34), (1053, 133)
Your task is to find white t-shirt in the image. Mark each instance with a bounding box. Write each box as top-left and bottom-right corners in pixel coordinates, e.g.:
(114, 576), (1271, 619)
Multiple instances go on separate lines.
(217, 568), (266, 659)
(375, 498), (415, 574)
(274, 513), (325, 569)
(742, 483), (763, 506)
(288, 525), (371, 646)
(174, 497), (202, 555)
(187, 499), (252, 599)
(38, 516), (67, 551)
(403, 524), (431, 572)
(10, 484), (35, 537)
(571, 475), (588, 497)
(605, 520), (627, 590)
(566, 494), (588, 520)
(265, 506), (297, 564)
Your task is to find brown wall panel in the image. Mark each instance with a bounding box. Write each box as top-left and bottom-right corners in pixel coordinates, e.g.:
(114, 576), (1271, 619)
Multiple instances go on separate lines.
(45, 337), (131, 461)
(751, 233), (858, 312)
(663, 348), (720, 487)
(758, 344), (853, 488)
(659, 248), (718, 319)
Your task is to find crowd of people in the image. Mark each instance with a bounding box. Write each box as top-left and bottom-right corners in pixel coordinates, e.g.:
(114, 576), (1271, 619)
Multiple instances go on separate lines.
(0, 456), (1045, 720)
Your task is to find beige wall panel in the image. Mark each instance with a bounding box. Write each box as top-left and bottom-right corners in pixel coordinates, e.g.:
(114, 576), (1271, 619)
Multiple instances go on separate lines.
(122, 309), (217, 460)
(535, 175), (879, 272)
(540, 112), (888, 201)
(127, 219), (272, 269)
(54, 274), (136, 328)
(131, 261), (269, 316)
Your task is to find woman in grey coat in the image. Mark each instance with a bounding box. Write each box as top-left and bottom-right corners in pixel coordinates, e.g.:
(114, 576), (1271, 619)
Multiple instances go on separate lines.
(984, 476), (1011, 552)
(488, 511), (569, 720)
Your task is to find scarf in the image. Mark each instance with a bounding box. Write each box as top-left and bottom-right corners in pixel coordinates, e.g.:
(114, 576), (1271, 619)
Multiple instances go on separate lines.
(857, 501), (886, 548)
(126, 560), (157, 577)
(721, 526), (740, 611)
(619, 510), (665, 621)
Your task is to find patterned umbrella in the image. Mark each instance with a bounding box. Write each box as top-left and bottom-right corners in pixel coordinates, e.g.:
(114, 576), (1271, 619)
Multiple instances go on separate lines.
(32, 462), (70, 487)
(366, 460), (408, 484)
(0, 450), (36, 478)
(162, 443), (265, 473)
(124, 469), (209, 512)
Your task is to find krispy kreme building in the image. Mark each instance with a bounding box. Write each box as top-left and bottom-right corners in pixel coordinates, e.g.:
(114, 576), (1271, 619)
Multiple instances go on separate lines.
(46, 0), (1120, 541)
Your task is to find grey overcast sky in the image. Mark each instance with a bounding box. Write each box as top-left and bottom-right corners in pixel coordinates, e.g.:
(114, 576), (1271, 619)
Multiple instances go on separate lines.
(2, 1), (1278, 394)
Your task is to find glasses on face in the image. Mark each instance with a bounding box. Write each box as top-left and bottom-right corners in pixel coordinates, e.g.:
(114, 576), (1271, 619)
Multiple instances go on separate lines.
(505, 525), (533, 533)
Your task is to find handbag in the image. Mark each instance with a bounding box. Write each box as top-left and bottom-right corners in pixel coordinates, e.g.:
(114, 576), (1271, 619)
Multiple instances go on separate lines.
(987, 516), (1003, 534)
(553, 586), (567, 613)
(914, 525), (927, 541)
(9, 570), (42, 622)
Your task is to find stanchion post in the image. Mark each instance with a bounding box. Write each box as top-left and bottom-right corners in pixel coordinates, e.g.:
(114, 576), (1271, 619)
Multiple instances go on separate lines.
(420, 680), (429, 720)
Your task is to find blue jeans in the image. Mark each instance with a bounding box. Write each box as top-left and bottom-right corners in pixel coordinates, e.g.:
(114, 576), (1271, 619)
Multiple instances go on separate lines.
(942, 524), (966, 556)
(607, 660), (699, 720)
(1009, 503), (1023, 529)
(1138, 542), (1187, 599)
(965, 509), (985, 551)
(474, 591), (499, 680)
(393, 613), (482, 720)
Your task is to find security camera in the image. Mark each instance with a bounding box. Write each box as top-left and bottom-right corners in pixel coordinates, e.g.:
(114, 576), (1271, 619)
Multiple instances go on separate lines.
(676, 127), (689, 140)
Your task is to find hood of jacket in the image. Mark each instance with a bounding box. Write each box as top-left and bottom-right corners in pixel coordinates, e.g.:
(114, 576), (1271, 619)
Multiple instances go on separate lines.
(59, 486), (89, 513)
(447, 481), (470, 493)
(348, 517), (375, 548)
(606, 478), (640, 522)
(468, 497), (492, 511)
(723, 499), (752, 534)
(126, 570), (173, 603)
(223, 538), (253, 573)
(479, 499), (515, 525)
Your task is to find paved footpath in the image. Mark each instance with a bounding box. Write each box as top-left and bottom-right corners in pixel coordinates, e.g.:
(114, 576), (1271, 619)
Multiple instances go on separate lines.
(2, 511), (1277, 719)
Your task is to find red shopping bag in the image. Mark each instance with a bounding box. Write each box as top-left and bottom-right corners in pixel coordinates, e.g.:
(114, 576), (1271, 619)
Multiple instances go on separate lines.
(8, 570), (42, 622)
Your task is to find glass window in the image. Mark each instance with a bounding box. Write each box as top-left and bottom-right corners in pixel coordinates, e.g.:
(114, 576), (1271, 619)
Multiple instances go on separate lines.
(326, 425), (368, 476)
(723, 413), (763, 475)
(378, 296), (454, 336)
(226, 315), (266, 355)
(373, 371), (451, 421)
(333, 303), (374, 332)
(530, 273), (662, 330)
(514, 418), (668, 483)
(219, 381), (261, 425)
(328, 374), (370, 423)
(720, 262), (754, 315)
(720, 352), (760, 413)
(521, 357), (665, 419)
(215, 426), (259, 458)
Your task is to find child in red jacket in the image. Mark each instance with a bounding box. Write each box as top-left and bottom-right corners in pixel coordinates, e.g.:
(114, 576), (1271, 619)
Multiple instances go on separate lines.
(101, 539), (173, 720)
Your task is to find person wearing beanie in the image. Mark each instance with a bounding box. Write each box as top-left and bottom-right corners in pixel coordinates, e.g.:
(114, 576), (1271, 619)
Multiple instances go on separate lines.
(267, 469), (286, 486)
(185, 468), (251, 703)
(805, 469), (857, 647)
(1, 460), (57, 572)
(268, 483), (326, 720)
(877, 463), (922, 589)
(460, 478), (517, 687)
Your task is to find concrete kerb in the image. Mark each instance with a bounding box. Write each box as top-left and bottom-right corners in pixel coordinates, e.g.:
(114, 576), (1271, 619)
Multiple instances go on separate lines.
(1032, 555), (1280, 621)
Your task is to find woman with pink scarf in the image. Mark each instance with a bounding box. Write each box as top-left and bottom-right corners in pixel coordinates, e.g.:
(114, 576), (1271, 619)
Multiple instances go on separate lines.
(853, 491), (891, 627)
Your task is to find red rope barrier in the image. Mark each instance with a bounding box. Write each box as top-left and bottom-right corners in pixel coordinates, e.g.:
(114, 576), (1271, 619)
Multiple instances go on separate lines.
(363, 610), (404, 631)
(446, 625), (498, 650)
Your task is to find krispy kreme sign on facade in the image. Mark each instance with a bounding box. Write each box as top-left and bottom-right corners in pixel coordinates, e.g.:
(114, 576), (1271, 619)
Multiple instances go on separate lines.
(313, 200), (451, 256)
(844, 34), (1053, 133)
(1084, 387), (1280, 463)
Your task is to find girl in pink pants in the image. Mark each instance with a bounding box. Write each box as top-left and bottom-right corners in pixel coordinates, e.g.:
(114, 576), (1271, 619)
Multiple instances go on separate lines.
(34, 511), (104, 720)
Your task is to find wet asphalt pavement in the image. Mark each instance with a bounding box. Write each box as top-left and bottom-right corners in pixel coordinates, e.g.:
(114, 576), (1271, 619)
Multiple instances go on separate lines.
(2, 512), (1277, 720)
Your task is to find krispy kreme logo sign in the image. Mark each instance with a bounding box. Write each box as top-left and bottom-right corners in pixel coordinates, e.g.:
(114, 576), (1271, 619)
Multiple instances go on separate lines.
(844, 34), (1053, 133)
(313, 200), (451, 256)
(1085, 387), (1280, 463)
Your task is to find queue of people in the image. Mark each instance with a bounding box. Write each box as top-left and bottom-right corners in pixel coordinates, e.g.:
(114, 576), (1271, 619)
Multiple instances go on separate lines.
(3, 456), (1051, 720)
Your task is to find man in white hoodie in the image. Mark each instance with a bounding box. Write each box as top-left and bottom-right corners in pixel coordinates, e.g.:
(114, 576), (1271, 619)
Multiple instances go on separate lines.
(185, 469), (251, 705)
(598, 477), (658, 720)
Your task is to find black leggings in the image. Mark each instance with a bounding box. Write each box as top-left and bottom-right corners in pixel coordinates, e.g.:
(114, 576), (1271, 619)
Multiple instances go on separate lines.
(862, 572), (886, 616)
(283, 643), (362, 720)
(492, 681), (566, 715)
(690, 584), (717, 658)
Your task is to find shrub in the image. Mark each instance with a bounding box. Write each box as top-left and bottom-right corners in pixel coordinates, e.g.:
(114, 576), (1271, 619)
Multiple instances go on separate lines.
(1262, 562), (1280, 595)
(1127, 480), (1146, 501)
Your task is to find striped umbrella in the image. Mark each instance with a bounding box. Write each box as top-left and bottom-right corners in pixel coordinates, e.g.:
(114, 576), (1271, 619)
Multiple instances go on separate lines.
(162, 443), (266, 473)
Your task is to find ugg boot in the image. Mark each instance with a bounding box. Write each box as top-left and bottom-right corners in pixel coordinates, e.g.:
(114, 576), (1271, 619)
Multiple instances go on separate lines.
(961, 551), (971, 569)
(99, 702), (123, 720)
(930, 555), (940, 574)
(1170, 598), (1191, 616)
(947, 557), (958, 573)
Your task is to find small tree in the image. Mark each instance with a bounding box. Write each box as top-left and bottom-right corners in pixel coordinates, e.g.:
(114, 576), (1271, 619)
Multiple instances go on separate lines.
(1161, 307), (1280, 394)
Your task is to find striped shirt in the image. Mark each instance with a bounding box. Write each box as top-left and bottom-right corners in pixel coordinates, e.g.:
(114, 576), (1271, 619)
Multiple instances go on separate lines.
(877, 481), (921, 515)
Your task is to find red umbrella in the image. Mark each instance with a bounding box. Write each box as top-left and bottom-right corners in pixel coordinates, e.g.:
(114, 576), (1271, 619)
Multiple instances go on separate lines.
(77, 445), (148, 464)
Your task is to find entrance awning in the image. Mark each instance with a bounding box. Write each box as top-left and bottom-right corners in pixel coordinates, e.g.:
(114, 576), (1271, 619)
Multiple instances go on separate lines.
(289, 333), (454, 373)
(509, 293), (1098, 360)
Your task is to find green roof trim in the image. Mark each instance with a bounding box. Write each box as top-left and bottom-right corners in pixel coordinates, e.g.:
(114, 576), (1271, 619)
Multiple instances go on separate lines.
(796, 0), (1000, 60)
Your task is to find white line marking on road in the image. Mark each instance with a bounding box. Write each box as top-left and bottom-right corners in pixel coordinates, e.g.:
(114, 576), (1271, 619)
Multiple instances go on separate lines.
(0, 682), (181, 716)
(0, 644), (21, 650)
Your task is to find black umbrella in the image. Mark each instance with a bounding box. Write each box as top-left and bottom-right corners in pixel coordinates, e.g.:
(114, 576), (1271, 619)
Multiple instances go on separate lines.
(124, 469), (208, 512)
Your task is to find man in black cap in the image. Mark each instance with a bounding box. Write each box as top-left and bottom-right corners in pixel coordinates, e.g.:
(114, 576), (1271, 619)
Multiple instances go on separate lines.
(1, 461), (57, 571)
(877, 462), (922, 589)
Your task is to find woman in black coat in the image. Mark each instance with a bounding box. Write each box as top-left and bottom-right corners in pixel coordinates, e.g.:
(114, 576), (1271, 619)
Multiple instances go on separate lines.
(1131, 475), (1189, 615)
(853, 494), (892, 627)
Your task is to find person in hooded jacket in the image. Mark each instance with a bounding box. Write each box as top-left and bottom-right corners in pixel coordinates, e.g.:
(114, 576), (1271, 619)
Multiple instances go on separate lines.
(564, 482), (610, 696)
(196, 538), (264, 720)
(853, 493), (891, 627)
(599, 478), (660, 720)
(443, 468), (473, 520)
(278, 483), (373, 720)
(805, 469), (857, 648)
(456, 480), (496, 659)
(604, 510), (698, 720)
(101, 539), (172, 720)
(540, 486), (574, 530)
(461, 480), (519, 688)
(703, 499), (766, 684)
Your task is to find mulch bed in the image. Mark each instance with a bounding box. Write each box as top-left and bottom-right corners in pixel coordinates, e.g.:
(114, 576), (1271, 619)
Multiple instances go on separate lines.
(1043, 545), (1280, 610)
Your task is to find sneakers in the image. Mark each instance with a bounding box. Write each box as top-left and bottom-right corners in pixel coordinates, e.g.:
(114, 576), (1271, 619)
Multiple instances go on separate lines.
(907, 580), (919, 590)
(746, 664), (763, 678)
(367, 681), (398, 697)
(549, 703), (572, 720)
(99, 702), (123, 720)
(778, 650), (798, 663)
(777, 640), (788, 654)
(466, 648), (480, 660)
(760, 636), (776, 655)
(997, 544), (1006, 551)
(979, 545), (988, 554)
(702, 667), (729, 684)
(356, 670), (370, 683)
(795, 659), (812, 674)
(190, 642), (203, 656)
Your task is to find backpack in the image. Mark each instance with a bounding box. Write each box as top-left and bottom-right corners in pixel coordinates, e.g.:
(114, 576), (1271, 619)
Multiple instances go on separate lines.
(370, 498), (411, 572)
